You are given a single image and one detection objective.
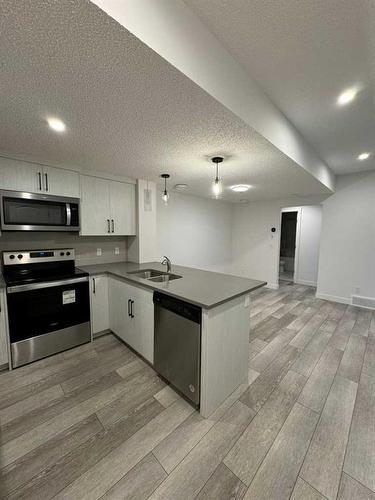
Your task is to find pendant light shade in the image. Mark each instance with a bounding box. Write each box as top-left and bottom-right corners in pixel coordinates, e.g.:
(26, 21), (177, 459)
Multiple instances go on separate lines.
(211, 157), (223, 198)
(161, 174), (170, 205)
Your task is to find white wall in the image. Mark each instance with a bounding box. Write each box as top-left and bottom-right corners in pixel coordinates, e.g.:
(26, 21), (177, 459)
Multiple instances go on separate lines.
(232, 196), (326, 288)
(317, 171), (375, 304)
(128, 179), (158, 263)
(156, 191), (233, 273)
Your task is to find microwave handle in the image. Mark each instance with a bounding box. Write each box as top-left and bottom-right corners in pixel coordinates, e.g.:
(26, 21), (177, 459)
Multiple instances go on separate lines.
(66, 203), (71, 226)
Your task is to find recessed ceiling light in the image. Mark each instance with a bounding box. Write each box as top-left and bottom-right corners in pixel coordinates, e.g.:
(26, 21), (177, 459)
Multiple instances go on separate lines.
(357, 152), (371, 161)
(230, 184), (251, 192)
(174, 184), (188, 191)
(47, 117), (66, 132)
(337, 87), (358, 106)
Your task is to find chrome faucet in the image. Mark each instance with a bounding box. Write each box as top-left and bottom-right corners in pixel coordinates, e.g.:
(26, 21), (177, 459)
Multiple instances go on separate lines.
(162, 256), (172, 273)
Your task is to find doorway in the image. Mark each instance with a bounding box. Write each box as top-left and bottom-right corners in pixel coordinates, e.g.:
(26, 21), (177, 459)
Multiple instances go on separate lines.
(279, 211), (298, 282)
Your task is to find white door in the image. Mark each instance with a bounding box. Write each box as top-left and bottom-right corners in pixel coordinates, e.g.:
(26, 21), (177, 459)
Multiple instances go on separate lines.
(42, 166), (80, 198)
(0, 159), (41, 193)
(80, 175), (110, 236)
(109, 181), (136, 235)
(90, 275), (109, 335)
(0, 290), (9, 366)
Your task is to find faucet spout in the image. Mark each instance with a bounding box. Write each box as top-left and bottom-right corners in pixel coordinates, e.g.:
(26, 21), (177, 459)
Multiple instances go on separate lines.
(162, 256), (172, 273)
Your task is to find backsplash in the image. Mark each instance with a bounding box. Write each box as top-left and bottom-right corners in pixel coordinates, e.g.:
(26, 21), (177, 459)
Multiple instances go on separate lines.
(0, 232), (127, 266)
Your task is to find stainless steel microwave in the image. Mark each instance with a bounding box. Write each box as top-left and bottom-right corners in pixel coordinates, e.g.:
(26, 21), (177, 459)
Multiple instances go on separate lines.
(0, 190), (80, 232)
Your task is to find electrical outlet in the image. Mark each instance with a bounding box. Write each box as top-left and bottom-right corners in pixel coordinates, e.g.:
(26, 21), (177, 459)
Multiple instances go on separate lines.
(115, 247), (120, 255)
(96, 248), (102, 256)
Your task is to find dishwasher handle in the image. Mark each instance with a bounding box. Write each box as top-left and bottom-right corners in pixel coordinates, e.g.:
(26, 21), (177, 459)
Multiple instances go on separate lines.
(153, 292), (201, 324)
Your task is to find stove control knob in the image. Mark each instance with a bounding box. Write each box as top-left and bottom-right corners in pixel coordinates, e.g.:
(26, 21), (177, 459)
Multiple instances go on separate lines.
(17, 254), (23, 260)
(60, 252), (65, 256)
(66, 251), (71, 256)
(9, 254), (15, 260)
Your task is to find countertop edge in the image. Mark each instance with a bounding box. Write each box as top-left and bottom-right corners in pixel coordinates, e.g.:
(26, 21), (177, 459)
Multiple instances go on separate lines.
(84, 268), (267, 309)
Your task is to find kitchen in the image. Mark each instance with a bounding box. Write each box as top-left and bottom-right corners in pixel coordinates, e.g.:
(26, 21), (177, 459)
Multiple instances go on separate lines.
(1, 1), (375, 500)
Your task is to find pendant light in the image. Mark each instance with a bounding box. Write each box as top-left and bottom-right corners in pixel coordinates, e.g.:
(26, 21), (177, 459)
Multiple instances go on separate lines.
(161, 174), (170, 205)
(211, 156), (223, 198)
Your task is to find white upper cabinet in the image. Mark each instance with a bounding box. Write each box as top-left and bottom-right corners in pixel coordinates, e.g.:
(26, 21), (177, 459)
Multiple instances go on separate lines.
(0, 158), (79, 197)
(0, 159), (41, 193)
(42, 166), (79, 198)
(80, 175), (111, 236)
(80, 175), (136, 236)
(109, 181), (136, 236)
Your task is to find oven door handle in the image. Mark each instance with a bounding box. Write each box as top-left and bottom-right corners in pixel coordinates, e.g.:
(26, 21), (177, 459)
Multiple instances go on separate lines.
(7, 276), (89, 294)
(66, 203), (71, 226)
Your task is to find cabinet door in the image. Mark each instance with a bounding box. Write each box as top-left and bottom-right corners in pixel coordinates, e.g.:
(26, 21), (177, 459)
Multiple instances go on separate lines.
(108, 278), (132, 344)
(133, 287), (154, 363)
(42, 166), (80, 198)
(0, 290), (9, 366)
(90, 275), (109, 335)
(0, 159), (41, 193)
(80, 175), (110, 236)
(109, 181), (136, 236)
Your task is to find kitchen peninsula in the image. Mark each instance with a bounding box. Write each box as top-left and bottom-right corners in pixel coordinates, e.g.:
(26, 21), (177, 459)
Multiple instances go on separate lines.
(81, 261), (265, 417)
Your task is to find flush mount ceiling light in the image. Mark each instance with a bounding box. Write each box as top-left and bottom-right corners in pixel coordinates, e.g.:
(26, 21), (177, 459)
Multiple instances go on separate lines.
(358, 152), (371, 161)
(174, 183), (188, 191)
(230, 184), (251, 192)
(337, 87), (358, 106)
(161, 174), (170, 205)
(47, 117), (66, 133)
(211, 156), (223, 199)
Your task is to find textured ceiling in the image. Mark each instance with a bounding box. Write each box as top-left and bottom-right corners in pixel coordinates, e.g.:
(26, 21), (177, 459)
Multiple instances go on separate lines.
(0, 0), (330, 202)
(186, 0), (375, 175)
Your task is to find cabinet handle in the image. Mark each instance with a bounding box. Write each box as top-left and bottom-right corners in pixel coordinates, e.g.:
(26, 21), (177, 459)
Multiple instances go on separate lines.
(45, 173), (49, 192)
(128, 299), (131, 317)
(92, 277), (96, 294)
(111, 219), (114, 233)
(107, 219), (110, 233)
(131, 300), (135, 318)
(38, 172), (42, 191)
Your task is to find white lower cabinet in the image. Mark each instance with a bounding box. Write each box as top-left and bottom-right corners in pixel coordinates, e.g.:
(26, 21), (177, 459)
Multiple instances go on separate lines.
(0, 290), (9, 367)
(90, 275), (109, 336)
(108, 277), (154, 363)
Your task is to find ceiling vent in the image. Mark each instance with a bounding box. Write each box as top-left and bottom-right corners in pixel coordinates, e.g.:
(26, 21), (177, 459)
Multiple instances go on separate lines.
(351, 295), (375, 310)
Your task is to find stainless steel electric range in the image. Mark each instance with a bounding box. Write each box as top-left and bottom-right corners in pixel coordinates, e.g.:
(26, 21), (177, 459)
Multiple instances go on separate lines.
(2, 248), (90, 368)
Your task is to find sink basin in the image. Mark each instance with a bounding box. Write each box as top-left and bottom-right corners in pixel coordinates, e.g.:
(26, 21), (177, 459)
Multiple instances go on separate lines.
(148, 273), (182, 283)
(127, 269), (164, 279)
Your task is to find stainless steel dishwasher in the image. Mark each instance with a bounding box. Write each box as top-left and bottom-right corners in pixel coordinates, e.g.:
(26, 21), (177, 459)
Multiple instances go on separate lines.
(153, 292), (201, 407)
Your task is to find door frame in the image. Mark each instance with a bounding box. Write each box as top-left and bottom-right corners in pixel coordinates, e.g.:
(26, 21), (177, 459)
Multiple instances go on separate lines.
(278, 207), (302, 285)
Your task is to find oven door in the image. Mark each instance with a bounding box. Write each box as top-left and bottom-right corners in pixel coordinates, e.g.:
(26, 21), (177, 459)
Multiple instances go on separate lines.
(7, 277), (90, 367)
(0, 190), (80, 231)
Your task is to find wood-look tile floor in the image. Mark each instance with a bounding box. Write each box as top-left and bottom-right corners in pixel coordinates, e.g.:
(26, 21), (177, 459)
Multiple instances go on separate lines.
(1, 282), (374, 500)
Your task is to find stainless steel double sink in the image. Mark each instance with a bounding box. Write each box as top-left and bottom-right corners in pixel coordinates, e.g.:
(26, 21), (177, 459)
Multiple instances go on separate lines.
(127, 269), (182, 282)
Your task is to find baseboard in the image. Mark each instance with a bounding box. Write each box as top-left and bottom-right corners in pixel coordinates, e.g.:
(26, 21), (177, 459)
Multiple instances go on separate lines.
(315, 292), (351, 305)
(93, 329), (111, 339)
(266, 283), (279, 290)
(295, 279), (317, 287)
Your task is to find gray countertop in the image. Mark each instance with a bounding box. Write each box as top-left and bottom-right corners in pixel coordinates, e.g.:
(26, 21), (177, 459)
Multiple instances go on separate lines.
(79, 261), (266, 309)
